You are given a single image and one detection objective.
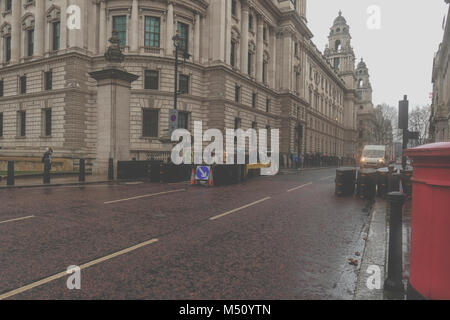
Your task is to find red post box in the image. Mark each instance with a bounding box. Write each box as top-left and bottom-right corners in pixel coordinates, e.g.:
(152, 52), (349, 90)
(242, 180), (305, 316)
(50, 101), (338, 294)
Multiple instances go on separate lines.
(404, 142), (450, 299)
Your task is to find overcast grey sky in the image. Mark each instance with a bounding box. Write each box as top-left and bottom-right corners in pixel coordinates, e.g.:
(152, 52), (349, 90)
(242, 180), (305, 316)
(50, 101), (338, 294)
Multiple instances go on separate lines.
(307, 0), (448, 108)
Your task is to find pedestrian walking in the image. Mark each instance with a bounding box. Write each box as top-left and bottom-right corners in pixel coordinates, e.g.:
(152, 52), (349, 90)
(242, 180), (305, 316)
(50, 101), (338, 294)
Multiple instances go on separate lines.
(42, 147), (53, 170)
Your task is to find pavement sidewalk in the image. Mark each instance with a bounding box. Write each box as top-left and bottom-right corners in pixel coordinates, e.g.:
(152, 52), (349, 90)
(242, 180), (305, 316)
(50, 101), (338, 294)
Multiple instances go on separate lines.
(0, 174), (111, 189)
(354, 198), (412, 300)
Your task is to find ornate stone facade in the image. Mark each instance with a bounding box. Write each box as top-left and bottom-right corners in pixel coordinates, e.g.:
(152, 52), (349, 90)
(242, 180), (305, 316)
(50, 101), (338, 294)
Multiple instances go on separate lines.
(430, 2), (450, 142)
(0, 0), (369, 171)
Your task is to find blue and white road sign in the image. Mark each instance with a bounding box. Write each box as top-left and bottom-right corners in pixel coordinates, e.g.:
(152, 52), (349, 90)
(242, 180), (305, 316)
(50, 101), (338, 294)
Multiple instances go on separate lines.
(195, 166), (210, 181)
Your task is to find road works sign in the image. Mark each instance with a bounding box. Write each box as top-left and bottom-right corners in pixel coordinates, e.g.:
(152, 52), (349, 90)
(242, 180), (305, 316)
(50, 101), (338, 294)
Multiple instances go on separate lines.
(195, 166), (210, 181)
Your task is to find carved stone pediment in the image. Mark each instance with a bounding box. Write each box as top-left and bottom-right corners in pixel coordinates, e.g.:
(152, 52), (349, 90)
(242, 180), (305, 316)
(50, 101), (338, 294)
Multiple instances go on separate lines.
(21, 13), (35, 30)
(0, 22), (11, 37)
(47, 5), (61, 22)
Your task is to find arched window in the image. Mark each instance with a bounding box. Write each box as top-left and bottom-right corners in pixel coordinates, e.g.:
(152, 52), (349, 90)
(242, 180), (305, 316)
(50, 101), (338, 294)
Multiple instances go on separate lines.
(358, 79), (364, 88)
(335, 40), (341, 51)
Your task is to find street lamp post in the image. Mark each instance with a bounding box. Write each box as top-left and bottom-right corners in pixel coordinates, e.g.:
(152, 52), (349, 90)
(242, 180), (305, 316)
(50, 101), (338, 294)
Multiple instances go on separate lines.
(172, 33), (191, 111)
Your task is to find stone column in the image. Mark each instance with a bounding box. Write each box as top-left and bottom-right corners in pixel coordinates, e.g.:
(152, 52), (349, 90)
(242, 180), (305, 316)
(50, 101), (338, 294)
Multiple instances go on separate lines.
(99, 0), (107, 53)
(130, 0), (139, 52)
(270, 27), (277, 88)
(34, 0), (45, 57)
(60, 0), (68, 50)
(256, 15), (264, 82)
(194, 13), (200, 62)
(89, 68), (139, 175)
(166, 1), (174, 56)
(225, 0), (232, 65)
(240, 2), (249, 75)
(11, 0), (21, 63)
(281, 31), (292, 90)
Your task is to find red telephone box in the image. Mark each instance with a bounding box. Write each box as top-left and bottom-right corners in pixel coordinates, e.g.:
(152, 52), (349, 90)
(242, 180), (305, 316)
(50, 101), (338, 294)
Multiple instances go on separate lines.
(404, 142), (450, 299)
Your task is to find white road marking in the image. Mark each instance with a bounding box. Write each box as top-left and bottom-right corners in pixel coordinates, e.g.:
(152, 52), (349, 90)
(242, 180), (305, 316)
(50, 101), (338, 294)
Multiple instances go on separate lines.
(318, 175), (335, 181)
(0, 216), (35, 225)
(286, 182), (313, 193)
(104, 188), (186, 204)
(209, 197), (271, 221)
(0, 238), (159, 300)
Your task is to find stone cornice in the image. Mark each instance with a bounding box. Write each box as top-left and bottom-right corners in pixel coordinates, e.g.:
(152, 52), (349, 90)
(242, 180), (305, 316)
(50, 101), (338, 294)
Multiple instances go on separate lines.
(0, 52), (93, 74)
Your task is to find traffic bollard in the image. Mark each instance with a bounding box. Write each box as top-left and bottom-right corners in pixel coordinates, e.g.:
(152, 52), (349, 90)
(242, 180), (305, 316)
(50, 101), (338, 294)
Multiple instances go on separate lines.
(108, 158), (114, 180)
(79, 159), (86, 182)
(43, 158), (51, 184)
(384, 191), (406, 299)
(7, 161), (14, 186)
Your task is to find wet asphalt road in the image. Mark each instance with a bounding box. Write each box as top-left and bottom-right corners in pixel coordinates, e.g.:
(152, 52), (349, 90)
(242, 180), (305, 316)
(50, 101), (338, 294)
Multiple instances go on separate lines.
(0, 168), (370, 300)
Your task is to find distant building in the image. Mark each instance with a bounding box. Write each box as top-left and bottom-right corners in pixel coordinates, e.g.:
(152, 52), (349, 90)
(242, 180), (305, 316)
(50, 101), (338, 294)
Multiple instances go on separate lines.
(430, 2), (450, 142)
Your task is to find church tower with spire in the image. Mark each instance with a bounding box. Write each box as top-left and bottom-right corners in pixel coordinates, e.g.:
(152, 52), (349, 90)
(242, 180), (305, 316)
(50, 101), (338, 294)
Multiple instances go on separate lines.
(324, 10), (356, 90)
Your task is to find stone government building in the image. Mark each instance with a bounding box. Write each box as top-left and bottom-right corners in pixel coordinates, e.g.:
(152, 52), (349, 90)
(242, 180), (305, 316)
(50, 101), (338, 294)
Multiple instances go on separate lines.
(0, 0), (375, 174)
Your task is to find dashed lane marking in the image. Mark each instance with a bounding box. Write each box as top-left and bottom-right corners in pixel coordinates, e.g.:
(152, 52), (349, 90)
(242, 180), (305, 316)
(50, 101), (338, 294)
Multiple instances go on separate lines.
(104, 188), (186, 204)
(0, 238), (159, 300)
(286, 182), (313, 193)
(0, 216), (35, 225)
(209, 197), (272, 221)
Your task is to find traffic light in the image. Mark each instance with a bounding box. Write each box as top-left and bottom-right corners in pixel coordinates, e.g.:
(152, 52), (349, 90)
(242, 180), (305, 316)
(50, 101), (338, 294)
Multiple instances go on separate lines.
(398, 95), (409, 130)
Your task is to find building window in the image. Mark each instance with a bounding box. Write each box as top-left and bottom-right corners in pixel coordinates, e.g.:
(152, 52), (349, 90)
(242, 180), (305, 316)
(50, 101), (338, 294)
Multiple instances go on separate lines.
(179, 74), (189, 94)
(262, 61), (268, 83)
(142, 109), (159, 137)
(234, 85), (240, 103)
(177, 22), (189, 52)
(263, 27), (267, 41)
(249, 15), (253, 30)
(294, 42), (298, 56)
(43, 108), (52, 136)
(266, 98), (270, 113)
(248, 52), (252, 75)
(113, 15), (127, 47)
(18, 111), (26, 137)
(144, 16), (160, 48)
(52, 21), (60, 51)
(334, 57), (340, 70)
(231, 0), (237, 16)
(27, 29), (34, 56)
(20, 75), (27, 94)
(5, 0), (12, 12)
(0, 80), (3, 97)
(44, 71), (52, 90)
(252, 92), (257, 108)
(234, 118), (241, 130)
(178, 111), (189, 130)
(144, 70), (159, 90)
(5, 36), (11, 62)
(252, 121), (257, 130)
(230, 40), (236, 67)
(0, 112), (3, 137)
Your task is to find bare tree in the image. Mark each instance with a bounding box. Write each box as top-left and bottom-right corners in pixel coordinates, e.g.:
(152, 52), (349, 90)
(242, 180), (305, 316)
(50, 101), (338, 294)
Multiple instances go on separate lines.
(408, 105), (431, 147)
(371, 104), (397, 144)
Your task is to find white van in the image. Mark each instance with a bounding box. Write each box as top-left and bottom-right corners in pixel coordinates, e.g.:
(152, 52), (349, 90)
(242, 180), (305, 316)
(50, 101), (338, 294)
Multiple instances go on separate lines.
(360, 145), (386, 168)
